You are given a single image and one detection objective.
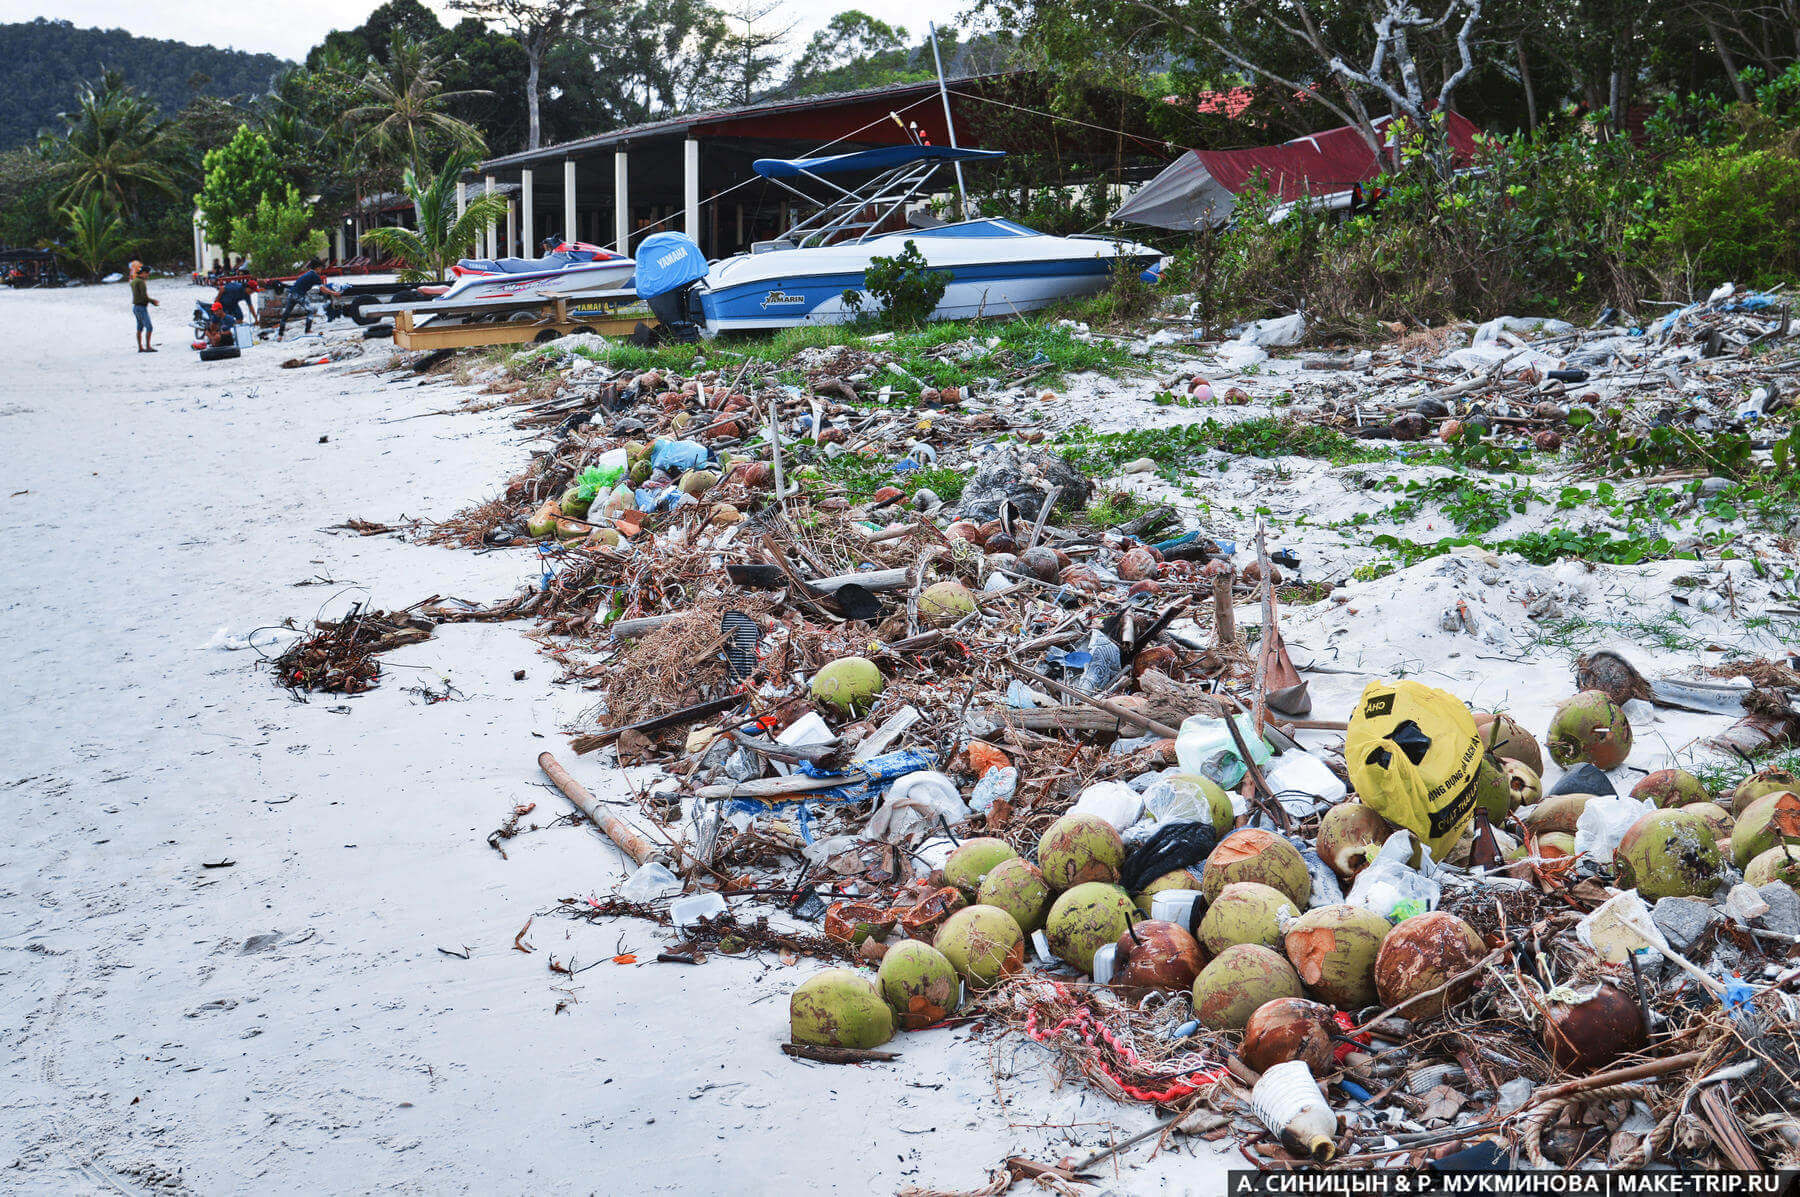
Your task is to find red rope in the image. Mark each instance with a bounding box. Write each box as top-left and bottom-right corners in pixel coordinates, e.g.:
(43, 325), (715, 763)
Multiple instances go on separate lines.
(1022, 983), (1227, 1104)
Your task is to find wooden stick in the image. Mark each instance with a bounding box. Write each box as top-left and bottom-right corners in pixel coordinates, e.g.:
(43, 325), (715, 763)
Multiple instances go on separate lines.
(1211, 566), (1236, 645)
(539, 752), (660, 866)
(781, 1043), (899, 1064)
(1001, 659), (1181, 739)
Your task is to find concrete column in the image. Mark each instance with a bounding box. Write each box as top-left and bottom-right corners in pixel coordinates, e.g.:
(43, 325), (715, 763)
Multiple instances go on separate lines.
(563, 159), (577, 245)
(614, 149), (629, 252)
(333, 224), (345, 262)
(520, 168), (535, 254)
(192, 211), (204, 273)
(456, 180), (466, 221)
(483, 175), (497, 258)
(684, 138), (701, 247)
(505, 200), (516, 259)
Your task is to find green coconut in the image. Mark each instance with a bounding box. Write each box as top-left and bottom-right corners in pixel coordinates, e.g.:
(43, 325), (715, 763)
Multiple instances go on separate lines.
(1197, 881), (1300, 955)
(624, 439), (650, 463)
(1474, 711), (1544, 775)
(1546, 690), (1633, 770)
(1522, 792), (1594, 835)
(1192, 945), (1305, 1031)
(1200, 828), (1311, 907)
(1283, 904), (1391, 1010)
(560, 486), (593, 518)
(1315, 803), (1391, 884)
(977, 858), (1053, 936)
(878, 940), (960, 1030)
(585, 527), (623, 548)
(1537, 831), (1577, 857)
(1685, 802), (1734, 848)
(1471, 753), (1513, 821)
(1503, 760), (1542, 809)
(789, 968), (894, 1048)
(1731, 770), (1800, 816)
(1745, 845), (1800, 889)
(1044, 882), (1136, 973)
(943, 838), (1018, 898)
(1037, 813), (1127, 889)
(1616, 809), (1725, 898)
(1631, 768), (1710, 809)
(526, 501), (561, 539)
(918, 581), (978, 629)
(628, 459), (654, 487)
(679, 469), (719, 497)
(933, 905), (1024, 988)
(1133, 868), (1201, 916)
(810, 656), (885, 714)
(1730, 792), (1794, 868)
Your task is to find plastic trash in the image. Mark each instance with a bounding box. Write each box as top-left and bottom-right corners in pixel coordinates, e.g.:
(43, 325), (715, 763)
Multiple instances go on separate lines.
(670, 892), (727, 929)
(1263, 751), (1346, 819)
(1242, 312), (1307, 347)
(1472, 315), (1576, 345)
(1251, 1060), (1338, 1163)
(1150, 889), (1205, 936)
(1300, 846), (1346, 908)
(1091, 942), (1118, 985)
(1071, 781), (1144, 830)
(1141, 773), (1219, 827)
(969, 765), (1017, 814)
(1077, 634), (1122, 694)
(1215, 341), (1269, 372)
(619, 861), (683, 903)
(1577, 890), (1669, 963)
(649, 438), (708, 472)
(772, 711), (835, 777)
(1174, 712), (1272, 790)
(865, 770), (968, 843)
(1346, 831), (1441, 920)
(1572, 795), (1656, 861)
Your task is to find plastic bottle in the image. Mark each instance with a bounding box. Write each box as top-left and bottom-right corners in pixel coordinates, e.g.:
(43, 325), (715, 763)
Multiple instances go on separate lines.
(619, 861), (682, 903)
(1174, 713), (1272, 789)
(1251, 1060), (1339, 1163)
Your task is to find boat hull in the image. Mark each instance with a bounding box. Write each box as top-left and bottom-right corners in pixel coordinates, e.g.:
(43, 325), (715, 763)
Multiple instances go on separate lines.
(693, 230), (1159, 333)
(436, 260), (637, 302)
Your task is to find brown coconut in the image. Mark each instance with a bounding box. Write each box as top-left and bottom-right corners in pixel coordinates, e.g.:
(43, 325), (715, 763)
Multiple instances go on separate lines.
(1373, 912), (1487, 1020)
(1241, 997), (1338, 1075)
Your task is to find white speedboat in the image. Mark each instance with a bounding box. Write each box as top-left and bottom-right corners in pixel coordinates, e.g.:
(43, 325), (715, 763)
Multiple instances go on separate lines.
(421, 240), (636, 302)
(635, 146), (1162, 335)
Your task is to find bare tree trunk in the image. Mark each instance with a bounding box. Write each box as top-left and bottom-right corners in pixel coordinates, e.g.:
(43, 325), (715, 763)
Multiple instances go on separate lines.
(1699, 8), (1752, 101)
(527, 49), (543, 150)
(1515, 38), (1538, 136)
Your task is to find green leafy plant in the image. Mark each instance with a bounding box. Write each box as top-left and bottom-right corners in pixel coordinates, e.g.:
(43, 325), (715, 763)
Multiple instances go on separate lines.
(57, 193), (129, 280)
(231, 185), (327, 275)
(853, 239), (949, 328)
(196, 124), (287, 255)
(358, 151), (511, 282)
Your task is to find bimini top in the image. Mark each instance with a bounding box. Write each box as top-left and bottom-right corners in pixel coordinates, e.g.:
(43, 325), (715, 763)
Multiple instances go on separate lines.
(754, 145), (1005, 180)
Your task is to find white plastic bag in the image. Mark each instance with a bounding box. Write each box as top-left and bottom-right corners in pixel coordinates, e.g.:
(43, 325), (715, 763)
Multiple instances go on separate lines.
(865, 770), (968, 843)
(1071, 781), (1143, 830)
(1243, 312), (1307, 347)
(1572, 795), (1656, 862)
(1346, 831), (1440, 920)
(619, 861), (682, 903)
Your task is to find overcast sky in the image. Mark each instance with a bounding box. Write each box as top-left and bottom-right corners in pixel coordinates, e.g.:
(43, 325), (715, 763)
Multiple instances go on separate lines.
(0, 0), (973, 62)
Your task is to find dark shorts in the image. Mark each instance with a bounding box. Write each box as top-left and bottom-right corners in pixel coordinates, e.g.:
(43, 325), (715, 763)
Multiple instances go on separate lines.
(132, 304), (152, 332)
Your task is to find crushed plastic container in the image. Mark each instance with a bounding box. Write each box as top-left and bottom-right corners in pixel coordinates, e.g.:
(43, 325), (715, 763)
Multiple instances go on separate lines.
(1150, 889), (1205, 936)
(969, 765), (1017, 814)
(670, 892), (727, 929)
(1251, 1060), (1338, 1162)
(1175, 713), (1272, 789)
(619, 861), (682, 903)
(1263, 750), (1347, 807)
(1345, 831), (1440, 920)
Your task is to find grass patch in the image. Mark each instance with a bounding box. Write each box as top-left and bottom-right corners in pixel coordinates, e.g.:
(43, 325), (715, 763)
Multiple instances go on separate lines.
(813, 453), (966, 504)
(1690, 747), (1800, 798)
(1085, 489), (1145, 529)
(1061, 416), (1393, 475)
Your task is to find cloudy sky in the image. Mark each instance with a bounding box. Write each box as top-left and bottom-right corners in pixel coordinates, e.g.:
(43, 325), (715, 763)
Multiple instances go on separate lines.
(1, 0), (972, 61)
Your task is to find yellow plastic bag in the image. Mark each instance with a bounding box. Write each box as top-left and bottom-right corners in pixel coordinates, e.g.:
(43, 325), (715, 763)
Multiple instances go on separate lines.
(1345, 679), (1483, 860)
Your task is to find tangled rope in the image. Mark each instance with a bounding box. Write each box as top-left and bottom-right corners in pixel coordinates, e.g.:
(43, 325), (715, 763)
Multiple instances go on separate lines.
(1021, 982), (1226, 1104)
(1522, 1082), (1650, 1166)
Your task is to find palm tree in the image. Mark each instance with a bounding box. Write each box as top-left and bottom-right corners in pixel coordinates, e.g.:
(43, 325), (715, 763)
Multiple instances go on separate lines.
(342, 36), (490, 182)
(58, 193), (130, 280)
(42, 70), (184, 215)
(357, 152), (511, 282)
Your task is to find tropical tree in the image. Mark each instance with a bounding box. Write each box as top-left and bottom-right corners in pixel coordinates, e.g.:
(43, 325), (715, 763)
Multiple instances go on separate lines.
(450, 0), (595, 150)
(57, 194), (130, 280)
(232, 185), (329, 274)
(342, 35), (490, 181)
(356, 152), (510, 281)
(196, 124), (286, 254)
(41, 70), (184, 214)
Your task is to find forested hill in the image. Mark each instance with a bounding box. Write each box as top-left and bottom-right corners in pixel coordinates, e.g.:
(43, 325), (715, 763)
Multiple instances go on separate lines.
(0, 19), (289, 147)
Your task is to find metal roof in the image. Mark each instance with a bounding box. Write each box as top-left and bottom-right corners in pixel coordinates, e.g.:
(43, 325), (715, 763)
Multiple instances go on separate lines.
(476, 73), (1023, 172)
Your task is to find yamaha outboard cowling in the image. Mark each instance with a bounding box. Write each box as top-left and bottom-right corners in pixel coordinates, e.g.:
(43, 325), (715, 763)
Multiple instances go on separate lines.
(633, 232), (709, 341)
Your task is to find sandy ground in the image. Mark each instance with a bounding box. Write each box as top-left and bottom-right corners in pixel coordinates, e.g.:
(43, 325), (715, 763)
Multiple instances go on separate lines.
(0, 284), (1229, 1195)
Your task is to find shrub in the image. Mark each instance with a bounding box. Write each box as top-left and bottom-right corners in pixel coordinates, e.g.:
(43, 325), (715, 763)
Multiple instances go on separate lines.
(1649, 146), (1800, 288)
(846, 239), (949, 327)
(231, 185), (327, 275)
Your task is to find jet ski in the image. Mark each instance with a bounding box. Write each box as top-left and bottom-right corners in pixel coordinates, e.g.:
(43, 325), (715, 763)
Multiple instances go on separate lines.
(634, 146), (1162, 336)
(420, 240), (636, 302)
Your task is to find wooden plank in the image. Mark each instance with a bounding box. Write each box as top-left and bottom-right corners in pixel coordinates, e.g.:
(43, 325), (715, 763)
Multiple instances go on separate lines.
(393, 314), (656, 351)
(362, 286), (638, 318)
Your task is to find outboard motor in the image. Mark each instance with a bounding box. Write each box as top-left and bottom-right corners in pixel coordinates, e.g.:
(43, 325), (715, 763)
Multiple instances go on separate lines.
(632, 232), (709, 341)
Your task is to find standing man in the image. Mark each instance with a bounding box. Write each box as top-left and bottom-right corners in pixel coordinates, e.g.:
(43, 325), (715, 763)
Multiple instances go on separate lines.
(276, 259), (333, 340)
(129, 260), (158, 353)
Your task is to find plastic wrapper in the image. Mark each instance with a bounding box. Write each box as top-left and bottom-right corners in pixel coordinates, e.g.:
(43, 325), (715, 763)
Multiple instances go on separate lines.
(1071, 780), (1143, 830)
(1572, 795), (1656, 862)
(1345, 831), (1441, 920)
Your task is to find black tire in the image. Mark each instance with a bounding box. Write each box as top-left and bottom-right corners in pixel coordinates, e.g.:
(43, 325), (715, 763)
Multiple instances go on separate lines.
(388, 288), (426, 305)
(532, 329), (561, 343)
(363, 323), (393, 339)
(198, 345), (241, 361)
(346, 296), (373, 326)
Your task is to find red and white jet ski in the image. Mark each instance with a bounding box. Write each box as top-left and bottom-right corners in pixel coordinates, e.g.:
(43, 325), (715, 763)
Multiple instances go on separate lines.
(419, 241), (636, 302)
